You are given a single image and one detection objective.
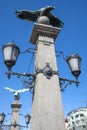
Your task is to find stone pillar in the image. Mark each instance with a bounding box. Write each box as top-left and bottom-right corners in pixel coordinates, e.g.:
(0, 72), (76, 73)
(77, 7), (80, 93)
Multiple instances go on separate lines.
(10, 95), (22, 130)
(30, 23), (66, 130)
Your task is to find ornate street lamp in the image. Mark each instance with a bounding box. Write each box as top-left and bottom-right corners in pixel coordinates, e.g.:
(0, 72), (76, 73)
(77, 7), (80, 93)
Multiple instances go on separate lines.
(66, 54), (81, 80)
(2, 41), (20, 71)
(0, 112), (5, 124)
(25, 114), (31, 126)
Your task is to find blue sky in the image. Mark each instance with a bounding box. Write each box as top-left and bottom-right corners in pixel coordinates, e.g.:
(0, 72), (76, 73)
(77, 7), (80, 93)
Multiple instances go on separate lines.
(0, 0), (87, 127)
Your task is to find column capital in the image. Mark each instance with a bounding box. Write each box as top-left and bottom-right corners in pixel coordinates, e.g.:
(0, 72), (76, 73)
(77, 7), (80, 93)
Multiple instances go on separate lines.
(30, 23), (61, 44)
(11, 97), (22, 109)
(11, 103), (22, 109)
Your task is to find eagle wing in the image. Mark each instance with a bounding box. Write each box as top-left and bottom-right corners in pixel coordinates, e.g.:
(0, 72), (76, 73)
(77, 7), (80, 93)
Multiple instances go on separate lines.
(38, 6), (55, 15)
(17, 88), (29, 94)
(48, 13), (64, 28)
(15, 6), (55, 22)
(15, 10), (40, 22)
(4, 87), (16, 93)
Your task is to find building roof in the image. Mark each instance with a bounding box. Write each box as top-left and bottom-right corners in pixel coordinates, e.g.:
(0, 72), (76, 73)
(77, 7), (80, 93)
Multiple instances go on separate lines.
(67, 107), (87, 116)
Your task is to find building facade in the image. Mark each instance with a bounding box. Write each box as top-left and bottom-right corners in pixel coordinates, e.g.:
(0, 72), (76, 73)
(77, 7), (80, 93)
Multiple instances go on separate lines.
(67, 107), (87, 130)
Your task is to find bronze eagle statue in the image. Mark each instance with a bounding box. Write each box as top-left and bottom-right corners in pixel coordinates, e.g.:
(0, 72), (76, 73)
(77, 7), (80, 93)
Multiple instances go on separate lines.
(15, 6), (64, 28)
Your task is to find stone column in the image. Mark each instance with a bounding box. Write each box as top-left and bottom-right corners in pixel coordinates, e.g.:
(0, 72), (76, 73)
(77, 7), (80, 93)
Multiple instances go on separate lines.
(30, 22), (66, 130)
(10, 95), (22, 130)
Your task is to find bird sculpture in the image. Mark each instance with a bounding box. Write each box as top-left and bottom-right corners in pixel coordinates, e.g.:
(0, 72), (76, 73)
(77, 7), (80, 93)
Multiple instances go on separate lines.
(4, 87), (30, 96)
(15, 6), (64, 28)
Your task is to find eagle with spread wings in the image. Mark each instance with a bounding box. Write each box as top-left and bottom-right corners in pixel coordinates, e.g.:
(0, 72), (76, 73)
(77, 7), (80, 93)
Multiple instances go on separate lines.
(15, 6), (64, 28)
(4, 87), (30, 96)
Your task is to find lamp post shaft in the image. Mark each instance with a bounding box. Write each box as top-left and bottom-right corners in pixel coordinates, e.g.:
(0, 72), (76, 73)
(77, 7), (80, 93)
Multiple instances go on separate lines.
(10, 96), (22, 130)
(30, 23), (66, 130)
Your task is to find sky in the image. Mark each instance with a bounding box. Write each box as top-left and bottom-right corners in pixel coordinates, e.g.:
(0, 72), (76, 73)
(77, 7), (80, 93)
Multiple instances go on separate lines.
(0, 0), (87, 128)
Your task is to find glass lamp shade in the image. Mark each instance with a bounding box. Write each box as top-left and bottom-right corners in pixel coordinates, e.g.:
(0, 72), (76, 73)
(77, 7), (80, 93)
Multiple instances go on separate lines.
(0, 113), (5, 124)
(66, 54), (81, 78)
(2, 42), (20, 71)
(25, 114), (31, 125)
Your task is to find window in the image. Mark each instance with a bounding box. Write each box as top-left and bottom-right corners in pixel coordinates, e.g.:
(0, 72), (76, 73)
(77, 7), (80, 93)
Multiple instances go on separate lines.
(76, 120), (80, 124)
(71, 116), (73, 119)
(83, 125), (86, 128)
(68, 124), (70, 127)
(81, 119), (84, 122)
(72, 121), (74, 124)
(72, 126), (75, 130)
(75, 114), (79, 118)
(76, 125), (81, 129)
(80, 114), (84, 117)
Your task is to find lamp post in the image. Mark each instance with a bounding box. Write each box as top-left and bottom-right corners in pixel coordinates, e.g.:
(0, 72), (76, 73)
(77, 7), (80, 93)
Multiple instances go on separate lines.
(0, 95), (31, 130)
(10, 95), (22, 130)
(2, 10), (81, 130)
(29, 18), (81, 130)
(0, 113), (30, 130)
(10, 95), (31, 130)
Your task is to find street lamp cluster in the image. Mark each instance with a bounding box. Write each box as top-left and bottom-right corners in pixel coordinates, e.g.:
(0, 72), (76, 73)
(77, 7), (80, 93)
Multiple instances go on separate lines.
(0, 107), (31, 129)
(2, 41), (81, 91)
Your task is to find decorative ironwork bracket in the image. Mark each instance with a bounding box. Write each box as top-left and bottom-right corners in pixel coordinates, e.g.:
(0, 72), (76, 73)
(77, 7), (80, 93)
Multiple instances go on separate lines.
(0, 122), (28, 129)
(5, 71), (35, 94)
(59, 77), (80, 92)
(5, 63), (80, 93)
(5, 71), (35, 79)
(35, 63), (58, 79)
